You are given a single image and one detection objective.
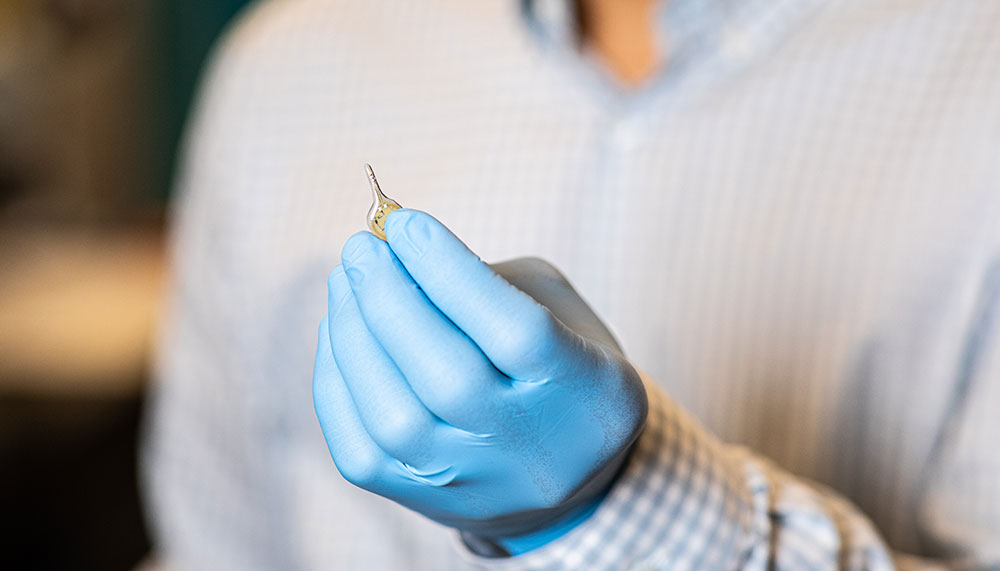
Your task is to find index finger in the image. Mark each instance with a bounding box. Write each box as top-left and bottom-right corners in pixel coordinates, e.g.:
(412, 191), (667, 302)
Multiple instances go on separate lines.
(384, 209), (578, 381)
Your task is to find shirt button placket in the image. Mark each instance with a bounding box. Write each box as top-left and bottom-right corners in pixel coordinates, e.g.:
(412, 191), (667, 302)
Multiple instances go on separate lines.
(609, 114), (645, 154)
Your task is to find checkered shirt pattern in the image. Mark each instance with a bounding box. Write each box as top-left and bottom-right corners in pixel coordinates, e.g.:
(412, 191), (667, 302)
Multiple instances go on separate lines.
(142, 0), (1000, 569)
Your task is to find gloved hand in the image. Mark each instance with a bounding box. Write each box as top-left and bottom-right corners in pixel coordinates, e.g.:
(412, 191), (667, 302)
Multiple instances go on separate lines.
(313, 209), (648, 554)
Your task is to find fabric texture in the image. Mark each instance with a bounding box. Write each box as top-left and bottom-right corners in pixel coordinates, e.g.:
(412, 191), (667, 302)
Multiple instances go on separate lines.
(143, 0), (1000, 568)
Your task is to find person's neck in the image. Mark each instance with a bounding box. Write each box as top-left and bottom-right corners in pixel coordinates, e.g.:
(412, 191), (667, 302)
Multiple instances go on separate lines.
(576, 0), (660, 87)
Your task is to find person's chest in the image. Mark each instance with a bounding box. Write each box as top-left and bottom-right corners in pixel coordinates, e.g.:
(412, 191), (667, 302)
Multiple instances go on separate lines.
(243, 0), (999, 558)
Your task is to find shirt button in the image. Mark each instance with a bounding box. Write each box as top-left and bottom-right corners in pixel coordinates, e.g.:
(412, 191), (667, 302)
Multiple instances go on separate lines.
(720, 25), (755, 64)
(610, 118), (643, 153)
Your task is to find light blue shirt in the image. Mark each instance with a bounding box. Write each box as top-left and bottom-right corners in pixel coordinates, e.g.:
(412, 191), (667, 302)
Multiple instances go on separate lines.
(144, 0), (1000, 568)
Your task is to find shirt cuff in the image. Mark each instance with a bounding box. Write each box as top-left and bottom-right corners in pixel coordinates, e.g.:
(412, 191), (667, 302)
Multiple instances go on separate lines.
(454, 374), (757, 570)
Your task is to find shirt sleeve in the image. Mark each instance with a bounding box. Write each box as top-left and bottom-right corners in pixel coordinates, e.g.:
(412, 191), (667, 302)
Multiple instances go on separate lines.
(458, 307), (1000, 571)
(915, 257), (1000, 569)
(455, 380), (884, 570)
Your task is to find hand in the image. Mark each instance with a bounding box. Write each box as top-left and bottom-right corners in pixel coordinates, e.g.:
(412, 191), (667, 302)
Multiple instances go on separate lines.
(312, 209), (648, 552)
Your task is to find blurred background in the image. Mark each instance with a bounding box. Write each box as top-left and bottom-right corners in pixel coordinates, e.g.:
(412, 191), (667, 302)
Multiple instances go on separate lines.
(0, 0), (251, 568)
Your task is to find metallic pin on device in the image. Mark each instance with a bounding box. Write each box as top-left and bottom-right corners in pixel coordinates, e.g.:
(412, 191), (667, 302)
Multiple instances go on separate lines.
(365, 164), (402, 241)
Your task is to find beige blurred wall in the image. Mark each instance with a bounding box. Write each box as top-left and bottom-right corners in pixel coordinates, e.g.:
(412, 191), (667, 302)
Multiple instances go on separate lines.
(0, 0), (164, 397)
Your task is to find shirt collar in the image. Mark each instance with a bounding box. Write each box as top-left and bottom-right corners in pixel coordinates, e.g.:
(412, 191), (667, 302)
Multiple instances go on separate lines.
(522, 0), (825, 74)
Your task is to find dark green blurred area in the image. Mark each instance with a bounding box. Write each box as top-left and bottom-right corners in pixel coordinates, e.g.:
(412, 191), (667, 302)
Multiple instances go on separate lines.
(0, 0), (252, 569)
(154, 0), (253, 202)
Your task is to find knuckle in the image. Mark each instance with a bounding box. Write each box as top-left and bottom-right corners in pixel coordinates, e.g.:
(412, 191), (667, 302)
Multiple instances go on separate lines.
(498, 305), (559, 364)
(429, 362), (490, 413)
(370, 407), (432, 453)
(336, 446), (384, 488)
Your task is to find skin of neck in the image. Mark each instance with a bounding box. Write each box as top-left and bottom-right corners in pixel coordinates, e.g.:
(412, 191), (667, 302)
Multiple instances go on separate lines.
(575, 0), (660, 87)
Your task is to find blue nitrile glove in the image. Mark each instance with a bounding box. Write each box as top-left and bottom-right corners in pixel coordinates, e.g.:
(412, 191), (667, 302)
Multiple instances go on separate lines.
(313, 209), (648, 554)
